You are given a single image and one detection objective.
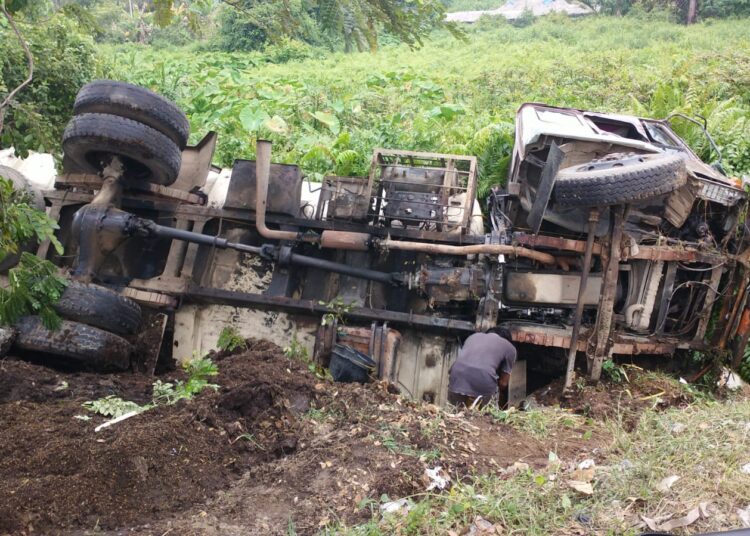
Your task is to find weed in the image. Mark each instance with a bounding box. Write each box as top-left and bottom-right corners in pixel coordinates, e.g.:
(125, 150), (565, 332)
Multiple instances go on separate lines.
(320, 297), (353, 327)
(82, 396), (149, 418)
(377, 424), (442, 462)
(85, 356), (220, 417)
(602, 359), (626, 384)
(304, 406), (339, 421)
(152, 356), (219, 404)
(283, 334), (309, 361)
(216, 325), (247, 352)
(235, 433), (265, 450)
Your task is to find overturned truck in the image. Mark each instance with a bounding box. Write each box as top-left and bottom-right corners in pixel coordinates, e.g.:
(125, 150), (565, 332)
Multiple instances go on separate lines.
(8, 82), (750, 404)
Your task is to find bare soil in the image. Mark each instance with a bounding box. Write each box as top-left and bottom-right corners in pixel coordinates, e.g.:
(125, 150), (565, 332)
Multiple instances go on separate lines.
(1, 341), (611, 535)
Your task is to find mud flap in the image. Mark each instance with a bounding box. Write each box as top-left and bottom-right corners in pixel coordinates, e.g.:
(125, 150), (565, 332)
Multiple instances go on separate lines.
(526, 142), (564, 234)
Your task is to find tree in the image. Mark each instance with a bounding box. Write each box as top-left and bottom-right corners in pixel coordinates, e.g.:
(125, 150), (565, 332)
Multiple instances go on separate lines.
(0, 1), (68, 330)
(201, 0), (460, 52)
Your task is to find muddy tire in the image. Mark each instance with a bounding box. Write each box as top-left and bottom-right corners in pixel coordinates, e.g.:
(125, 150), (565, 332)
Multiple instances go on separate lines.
(74, 80), (190, 149)
(14, 316), (132, 371)
(54, 282), (142, 336)
(62, 113), (182, 185)
(0, 165), (45, 210)
(553, 152), (687, 207)
(0, 166), (45, 273)
(0, 326), (16, 358)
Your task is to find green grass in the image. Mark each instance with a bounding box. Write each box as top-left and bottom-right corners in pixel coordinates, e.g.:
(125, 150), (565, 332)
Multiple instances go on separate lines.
(104, 14), (750, 200)
(331, 398), (750, 535)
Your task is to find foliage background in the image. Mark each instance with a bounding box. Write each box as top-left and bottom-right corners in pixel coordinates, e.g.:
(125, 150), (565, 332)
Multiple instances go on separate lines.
(1, 3), (750, 199)
(102, 14), (750, 200)
(0, 11), (104, 157)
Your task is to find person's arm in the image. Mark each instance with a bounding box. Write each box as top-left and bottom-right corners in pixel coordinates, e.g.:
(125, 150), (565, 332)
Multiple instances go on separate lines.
(497, 371), (511, 409)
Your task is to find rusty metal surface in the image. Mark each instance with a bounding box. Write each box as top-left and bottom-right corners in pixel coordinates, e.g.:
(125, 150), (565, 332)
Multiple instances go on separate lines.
(170, 131), (218, 192)
(420, 266), (486, 304)
(589, 205), (625, 380)
(368, 149), (477, 232)
(43, 189), (488, 245)
(508, 323), (680, 356)
(186, 284), (477, 333)
(731, 308), (750, 369)
(693, 265), (725, 342)
(225, 158), (302, 216)
(514, 231), (731, 265)
(526, 142), (564, 234)
(514, 232), (602, 255)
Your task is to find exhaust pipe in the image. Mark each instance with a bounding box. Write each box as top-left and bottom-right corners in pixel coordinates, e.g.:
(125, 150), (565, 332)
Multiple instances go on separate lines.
(255, 139), (300, 242)
(255, 139), (370, 249)
(376, 238), (556, 265)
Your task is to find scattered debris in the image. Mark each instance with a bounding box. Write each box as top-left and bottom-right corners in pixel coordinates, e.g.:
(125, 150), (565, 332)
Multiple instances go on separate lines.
(424, 466), (451, 491)
(380, 498), (412, 516)
(718, 368), (747, 391)
(738, 505), (750, 527)
(94, 410), (141, 432)
(741, 463), (750, 475)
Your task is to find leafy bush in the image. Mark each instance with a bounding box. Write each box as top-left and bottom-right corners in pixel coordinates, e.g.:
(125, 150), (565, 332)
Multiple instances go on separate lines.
(0, 177), (66, 329)
(152, 356), (219, 404)
(84, 356), (220, 417)
(0, 12), (104, 156)
(106, 16), (750, 196)
(217, 325), (247, 352)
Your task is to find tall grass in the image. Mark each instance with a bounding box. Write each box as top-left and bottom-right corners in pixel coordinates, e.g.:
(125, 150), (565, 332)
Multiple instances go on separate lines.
(106, 15), (750, 197)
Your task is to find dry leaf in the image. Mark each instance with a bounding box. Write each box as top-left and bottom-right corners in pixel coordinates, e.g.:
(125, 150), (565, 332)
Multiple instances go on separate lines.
(567, 480), (594, 495)
(640, 515), (658, 531)
(656, 475), (680, 492)
(659, 507), (700, 531)
(737, 505), (750, 527)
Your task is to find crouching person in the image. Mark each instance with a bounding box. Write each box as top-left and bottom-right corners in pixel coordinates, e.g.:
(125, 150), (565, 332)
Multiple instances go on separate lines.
(448, 327), (517, 410)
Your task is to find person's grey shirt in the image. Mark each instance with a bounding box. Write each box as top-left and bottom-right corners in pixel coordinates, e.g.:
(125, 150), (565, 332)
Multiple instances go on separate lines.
(448, 332), (517, 397)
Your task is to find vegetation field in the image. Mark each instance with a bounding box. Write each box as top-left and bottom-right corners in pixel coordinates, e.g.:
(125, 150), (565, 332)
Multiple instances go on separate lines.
(105, 15), (750, 198)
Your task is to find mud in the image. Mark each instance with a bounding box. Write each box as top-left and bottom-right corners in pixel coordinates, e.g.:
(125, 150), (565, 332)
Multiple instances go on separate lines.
(0, 341), (604, 535)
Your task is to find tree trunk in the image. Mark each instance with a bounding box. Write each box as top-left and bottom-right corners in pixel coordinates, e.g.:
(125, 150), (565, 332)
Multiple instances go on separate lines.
(687, 0), (698, 24)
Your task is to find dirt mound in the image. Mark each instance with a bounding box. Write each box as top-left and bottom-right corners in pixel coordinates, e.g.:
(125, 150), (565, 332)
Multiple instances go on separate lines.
(0, 341), (601, 535)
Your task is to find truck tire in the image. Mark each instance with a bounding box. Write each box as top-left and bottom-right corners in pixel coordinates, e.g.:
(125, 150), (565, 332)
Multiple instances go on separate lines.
(0, 165), (45, 210)
(74, 80), (190, 149)
(0, 166), (45, 273)
(553, 152), (687, 207)
(14, 316), (132, 371)
(54, 282), (142, 336)
(62, 113), (182, 185)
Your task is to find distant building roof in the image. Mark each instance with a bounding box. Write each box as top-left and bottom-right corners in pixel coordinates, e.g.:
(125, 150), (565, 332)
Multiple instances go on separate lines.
(446, 0), (592, 22)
